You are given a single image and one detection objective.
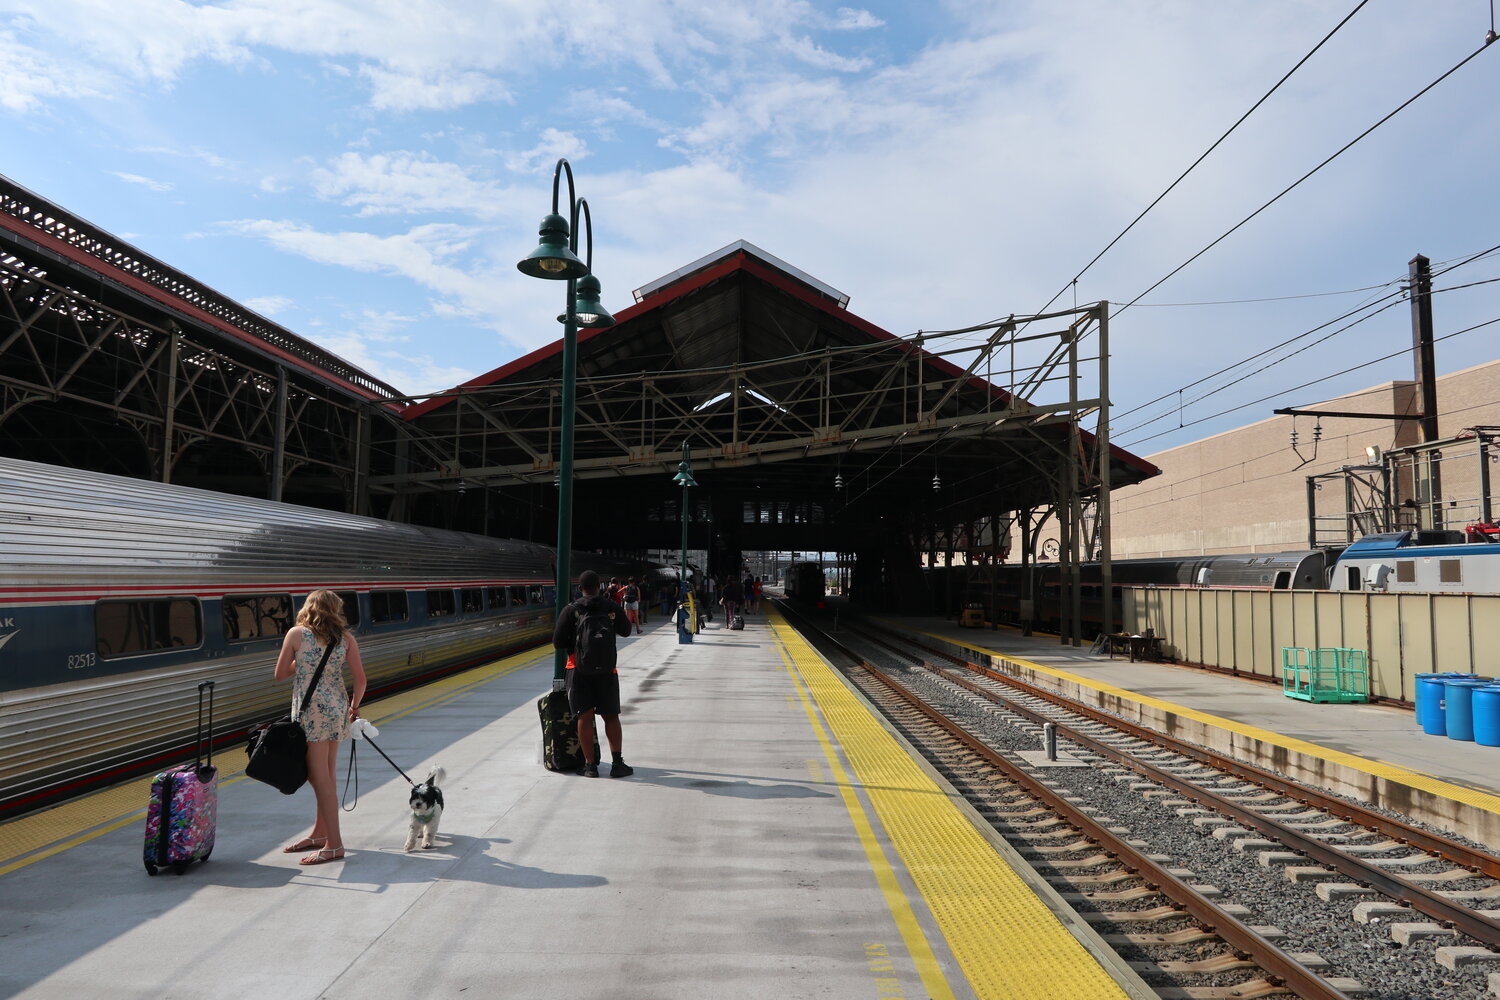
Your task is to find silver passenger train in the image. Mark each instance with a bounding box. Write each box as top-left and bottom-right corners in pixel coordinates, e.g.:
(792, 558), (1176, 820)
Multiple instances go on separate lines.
(0, 458), (663, 816)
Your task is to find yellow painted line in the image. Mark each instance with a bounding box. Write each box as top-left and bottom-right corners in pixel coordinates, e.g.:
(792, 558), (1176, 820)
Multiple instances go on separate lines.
(895, 621), (1500, 818)
(771, 608), (1131, 1000)
(771, 628), (957, 1000)
(0, 645), (552, 877)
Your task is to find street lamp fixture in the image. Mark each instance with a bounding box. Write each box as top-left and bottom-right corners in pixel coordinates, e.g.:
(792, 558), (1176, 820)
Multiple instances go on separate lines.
(515, 158), (615, 685)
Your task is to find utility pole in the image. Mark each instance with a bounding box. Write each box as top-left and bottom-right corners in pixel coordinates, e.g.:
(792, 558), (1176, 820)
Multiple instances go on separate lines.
(1409, 254), (1441, 529)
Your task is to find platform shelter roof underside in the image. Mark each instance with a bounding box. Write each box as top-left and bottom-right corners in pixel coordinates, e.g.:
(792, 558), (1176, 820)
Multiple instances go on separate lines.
(378, 244), (1158, 547)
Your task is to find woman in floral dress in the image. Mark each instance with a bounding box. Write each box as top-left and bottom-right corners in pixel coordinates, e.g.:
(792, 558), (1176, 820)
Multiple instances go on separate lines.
(273, 589), (367, 865)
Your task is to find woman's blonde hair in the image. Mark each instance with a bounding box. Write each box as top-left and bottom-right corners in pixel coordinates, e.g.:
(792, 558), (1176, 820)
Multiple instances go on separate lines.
(296, 589), (347, 646)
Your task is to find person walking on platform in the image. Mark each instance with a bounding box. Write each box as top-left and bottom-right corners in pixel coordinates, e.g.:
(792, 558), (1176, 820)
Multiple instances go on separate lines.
(274, 589), (367, 865)
(721, 576), (743, 623)
(552, 570), (634, 778)
(622, 576), (643, 634)
(751, 576), (764, 614)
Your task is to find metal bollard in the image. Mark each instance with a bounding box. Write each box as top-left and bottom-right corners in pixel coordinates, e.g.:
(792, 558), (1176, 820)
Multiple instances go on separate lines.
(1043, 722), (1057, 761)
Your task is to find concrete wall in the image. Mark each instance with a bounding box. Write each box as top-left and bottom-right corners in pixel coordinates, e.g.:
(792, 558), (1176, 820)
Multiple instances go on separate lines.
(1119, 586), (1500, 703)
(1107, 358), (1500, 557)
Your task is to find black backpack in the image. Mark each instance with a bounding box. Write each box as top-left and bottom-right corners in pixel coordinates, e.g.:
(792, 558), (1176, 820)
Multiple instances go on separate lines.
(572, 599), (618, 676)
(623, 584), (639, 602)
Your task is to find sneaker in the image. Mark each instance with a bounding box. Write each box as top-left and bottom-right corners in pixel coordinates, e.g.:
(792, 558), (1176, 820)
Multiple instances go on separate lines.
(609, 759), (634, 778)
(581, 762), (599, 778)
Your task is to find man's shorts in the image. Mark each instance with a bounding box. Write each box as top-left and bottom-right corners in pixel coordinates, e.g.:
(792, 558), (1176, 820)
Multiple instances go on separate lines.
(566, 670), (621, 715)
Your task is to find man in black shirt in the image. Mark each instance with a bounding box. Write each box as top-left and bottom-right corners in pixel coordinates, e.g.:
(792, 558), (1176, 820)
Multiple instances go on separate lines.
(552, 570), (634, 777)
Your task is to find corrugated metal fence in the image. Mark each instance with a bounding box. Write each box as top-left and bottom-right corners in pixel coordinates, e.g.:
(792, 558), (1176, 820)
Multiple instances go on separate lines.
(1119, 587), (1500, 703)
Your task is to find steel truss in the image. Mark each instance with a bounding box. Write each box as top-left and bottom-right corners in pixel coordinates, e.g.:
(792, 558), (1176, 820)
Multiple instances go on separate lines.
(0, 251), (365, 502)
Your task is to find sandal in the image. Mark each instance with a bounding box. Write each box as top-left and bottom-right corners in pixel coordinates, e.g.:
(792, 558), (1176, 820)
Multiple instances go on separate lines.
(299, 848), (345, 865)
(282, 837), (326, 853)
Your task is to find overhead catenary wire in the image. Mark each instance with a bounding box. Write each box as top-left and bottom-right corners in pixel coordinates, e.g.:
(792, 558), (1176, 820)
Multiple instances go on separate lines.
(1022, 0), (1373, 324)
(1118, 313), (1500, 450)
(1109, 265), (1500, 430)
(1113, 40), (1497, 318)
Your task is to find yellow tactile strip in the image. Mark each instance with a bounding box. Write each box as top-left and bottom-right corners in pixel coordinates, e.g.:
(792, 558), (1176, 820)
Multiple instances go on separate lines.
(0, 646), (550, 876)
(899, 621), (1500, 817)
(770, 607), (1132, 1000)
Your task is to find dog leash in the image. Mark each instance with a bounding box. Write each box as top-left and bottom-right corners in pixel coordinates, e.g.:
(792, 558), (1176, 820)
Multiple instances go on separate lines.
(339, 728), (419, 812)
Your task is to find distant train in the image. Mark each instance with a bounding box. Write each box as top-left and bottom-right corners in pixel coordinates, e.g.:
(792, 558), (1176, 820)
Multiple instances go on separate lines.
(0, 457), (666, 816)
(958, 526), (1500, 631)
(783, 562), (826, 602)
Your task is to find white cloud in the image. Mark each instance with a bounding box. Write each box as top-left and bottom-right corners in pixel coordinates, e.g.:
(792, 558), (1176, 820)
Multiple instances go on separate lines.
(243, 295), (293, 315)
(502, 128), (590, 175)
(359, 65), (509, 112)
(0, 27), (109, 111)
(137, 144), (233, 169)
(112, 171), (174, 192)
(306, 330), (476, 398)
(831, 7), (883, 30)
(311, 152), (521, 218)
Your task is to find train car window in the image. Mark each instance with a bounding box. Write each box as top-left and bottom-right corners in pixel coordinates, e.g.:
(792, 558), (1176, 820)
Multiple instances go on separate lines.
(335, 591), (361, 628)
(1395, 561), (1416, 584)
(511, 587), (528, 607)
(533, 586), (548, 606)
(485, 587), (506, 610)
(96, 599), (202, 658)
(370, 590), (409, 624)
(1346, 567), (1361, 591)
(222, 594), (293, 643)
(1439, 559), (1462, 584)
(459, 588), (484, 614)
(426, 589), (457, 618)
(1272, 572), (1291, 590)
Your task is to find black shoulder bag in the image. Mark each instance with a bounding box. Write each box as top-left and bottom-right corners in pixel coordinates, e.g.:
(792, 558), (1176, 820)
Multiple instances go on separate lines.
(244, 636), (338, 795)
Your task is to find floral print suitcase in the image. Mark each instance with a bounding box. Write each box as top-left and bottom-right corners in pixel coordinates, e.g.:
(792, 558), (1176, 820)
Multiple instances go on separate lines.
(144, 681), (217, 875)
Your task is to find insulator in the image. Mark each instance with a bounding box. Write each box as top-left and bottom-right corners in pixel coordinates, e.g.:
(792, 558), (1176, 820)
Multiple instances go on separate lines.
(1313, 421), (1323, 442)
(931, 474), (941, 491)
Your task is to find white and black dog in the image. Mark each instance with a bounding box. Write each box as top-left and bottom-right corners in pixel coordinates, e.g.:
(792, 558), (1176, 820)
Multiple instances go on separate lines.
(403, 765), (446, 852)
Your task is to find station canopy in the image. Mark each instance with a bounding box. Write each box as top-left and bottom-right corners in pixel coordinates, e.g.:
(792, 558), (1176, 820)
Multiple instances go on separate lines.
(373, 242), (1159, 556)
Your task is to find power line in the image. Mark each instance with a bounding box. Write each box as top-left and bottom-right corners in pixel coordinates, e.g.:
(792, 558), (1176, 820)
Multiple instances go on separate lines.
(1115, 40), (1497, 316)
(1118, 313), (1500, 449)
(1026, 0), (1372, 322)
(1111, 270), (1500, 433)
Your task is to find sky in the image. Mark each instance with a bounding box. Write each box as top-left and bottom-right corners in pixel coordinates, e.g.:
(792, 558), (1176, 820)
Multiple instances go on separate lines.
(3, 0), (1498, 457)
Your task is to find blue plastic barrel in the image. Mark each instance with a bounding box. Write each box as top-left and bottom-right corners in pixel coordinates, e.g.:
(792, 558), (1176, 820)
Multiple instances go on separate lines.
(1419, 674), (1477, 735)
(1443, 679), (1495, 742)
(1473, 685), (1500, 748)
(1415, 673), (1464, 732)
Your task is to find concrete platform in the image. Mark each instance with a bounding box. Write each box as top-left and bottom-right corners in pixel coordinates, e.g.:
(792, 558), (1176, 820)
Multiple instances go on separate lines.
(0, 611), (1150, 1000)
(886, 614), (1500, 849)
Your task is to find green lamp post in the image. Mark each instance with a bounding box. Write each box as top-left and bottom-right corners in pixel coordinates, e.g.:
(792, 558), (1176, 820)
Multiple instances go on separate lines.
(516, 158), (616, 685)
(672, 440), (697, 638)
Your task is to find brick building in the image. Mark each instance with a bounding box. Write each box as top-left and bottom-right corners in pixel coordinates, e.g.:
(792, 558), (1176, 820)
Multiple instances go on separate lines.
(1108, 358), (1500, 558)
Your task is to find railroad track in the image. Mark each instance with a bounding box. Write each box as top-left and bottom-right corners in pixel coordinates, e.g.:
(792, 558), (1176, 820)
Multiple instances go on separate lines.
(781, 602), (1500, 998)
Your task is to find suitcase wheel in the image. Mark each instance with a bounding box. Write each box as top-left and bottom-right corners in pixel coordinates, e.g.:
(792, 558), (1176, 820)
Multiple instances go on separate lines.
(144, 861), (158, 876)
(173, 862), (190, 876)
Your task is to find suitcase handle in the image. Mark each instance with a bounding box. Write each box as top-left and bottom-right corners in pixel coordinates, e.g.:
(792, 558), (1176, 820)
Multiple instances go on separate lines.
(195, 680), (216, 773)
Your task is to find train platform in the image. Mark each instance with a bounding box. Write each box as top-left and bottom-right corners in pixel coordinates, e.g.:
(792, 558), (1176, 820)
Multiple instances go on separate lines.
(882, 613), (1500, 850)
(0, 609), (1152, 1000)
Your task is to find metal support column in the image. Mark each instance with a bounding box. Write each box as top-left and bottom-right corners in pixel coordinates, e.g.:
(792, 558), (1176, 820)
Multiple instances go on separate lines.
(1479, 438), (1493, 524)
(160, 326), (179, 484)
(270, 365), (287, 502)
(553, 283), (579, 682)
(1409, 254), (1441, 529)
(1096, 303), (1113, 637)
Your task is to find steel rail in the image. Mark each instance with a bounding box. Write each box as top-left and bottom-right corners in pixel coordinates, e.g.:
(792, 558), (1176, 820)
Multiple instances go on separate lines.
(869, 621), (1500, 881)
(857, 624), (1500, 949)
(780, 604), (1353, 1000)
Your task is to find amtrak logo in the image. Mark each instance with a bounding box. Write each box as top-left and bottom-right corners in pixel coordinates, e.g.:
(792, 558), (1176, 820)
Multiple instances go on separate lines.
(0, 629), (17, 652)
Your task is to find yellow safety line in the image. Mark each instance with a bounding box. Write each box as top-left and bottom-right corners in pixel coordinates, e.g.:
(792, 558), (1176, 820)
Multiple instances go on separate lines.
(771, 608), (1131, 1000)
(772, 631), (957, 1000)
(0, 646), (551, 877)
(898, 622), (1500, 817)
